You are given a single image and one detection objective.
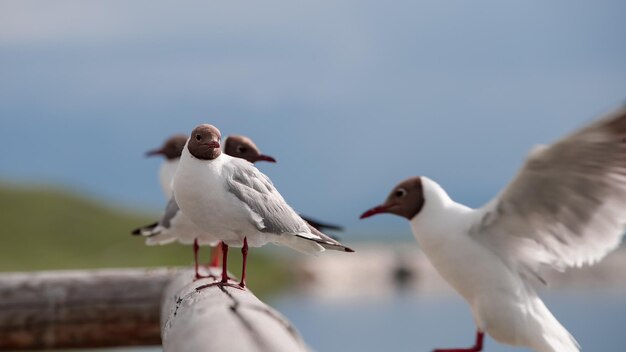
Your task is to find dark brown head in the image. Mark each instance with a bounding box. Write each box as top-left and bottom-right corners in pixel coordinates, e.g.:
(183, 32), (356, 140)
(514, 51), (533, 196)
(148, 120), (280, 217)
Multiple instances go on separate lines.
(145, 134), (188, 160)
(360, 176), (425, 220)
(224, 135), (276, 163)
(188, 124), (222, 160)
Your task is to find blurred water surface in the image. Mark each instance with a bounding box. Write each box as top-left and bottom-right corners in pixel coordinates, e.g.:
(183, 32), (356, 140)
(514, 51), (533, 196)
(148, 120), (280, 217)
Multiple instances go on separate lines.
(274, 291), (626, 352)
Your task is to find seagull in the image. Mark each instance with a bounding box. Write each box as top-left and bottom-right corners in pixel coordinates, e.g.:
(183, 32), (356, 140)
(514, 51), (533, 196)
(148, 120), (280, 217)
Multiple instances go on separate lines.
(173, 124), (354, 288)
(133, 134), (278, 278)
(360, 105), (626, 352)
(144, 134), (343, 232)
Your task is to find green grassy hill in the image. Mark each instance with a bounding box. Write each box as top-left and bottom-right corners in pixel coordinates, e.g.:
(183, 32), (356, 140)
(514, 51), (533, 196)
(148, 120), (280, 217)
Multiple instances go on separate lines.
(0, 183), (290, 298)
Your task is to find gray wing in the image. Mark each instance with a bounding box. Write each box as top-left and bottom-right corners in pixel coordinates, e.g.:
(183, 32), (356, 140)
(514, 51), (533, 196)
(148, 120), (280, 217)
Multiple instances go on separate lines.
(304, 222), (354, 252)
(131, 198), (179, 236)
(158, 197), (180, 229)
(472, 105), (626, 275)
(130, 197), (181, 245)
(225, 158), (315, 236)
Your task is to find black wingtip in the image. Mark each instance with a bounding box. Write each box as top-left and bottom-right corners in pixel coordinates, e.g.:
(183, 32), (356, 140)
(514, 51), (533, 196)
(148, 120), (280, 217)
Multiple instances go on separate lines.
(300, 215), (344, 232)
(344, 247), (355, 253)
(131, 221), (159, 236)
(314, 222), (344, 231)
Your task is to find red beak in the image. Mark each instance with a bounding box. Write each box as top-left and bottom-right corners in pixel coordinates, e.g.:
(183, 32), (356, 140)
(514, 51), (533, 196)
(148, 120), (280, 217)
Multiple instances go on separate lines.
(145, 148), (163, 157)
(359, 204), (391, 219)
(206, 141), (220, 148)
(256, 154), (277, 163)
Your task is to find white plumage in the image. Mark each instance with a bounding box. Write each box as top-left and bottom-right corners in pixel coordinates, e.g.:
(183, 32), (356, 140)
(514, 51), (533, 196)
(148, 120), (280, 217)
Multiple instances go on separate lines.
(410, 178), (579, 352)
(173, 148), (344, 253)
(158, 159), (179, 200)
(136, 198), (219, 247)
(362, 105), (626, 351)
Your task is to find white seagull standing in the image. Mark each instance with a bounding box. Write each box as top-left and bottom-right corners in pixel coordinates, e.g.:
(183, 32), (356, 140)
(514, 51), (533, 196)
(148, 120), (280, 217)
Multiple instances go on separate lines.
(134, 135), (278, 278)
(143, 134), (344, 231)
(173, 124), (353, 288)
(360, 105), (626, 352)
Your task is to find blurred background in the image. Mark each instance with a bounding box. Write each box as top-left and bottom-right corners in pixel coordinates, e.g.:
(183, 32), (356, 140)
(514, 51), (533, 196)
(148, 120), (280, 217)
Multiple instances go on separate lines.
(1, 1), (625, 351)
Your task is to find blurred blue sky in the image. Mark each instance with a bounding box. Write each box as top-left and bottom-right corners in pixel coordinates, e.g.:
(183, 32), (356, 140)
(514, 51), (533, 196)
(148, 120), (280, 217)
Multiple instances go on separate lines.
(1, 0), (625, 236)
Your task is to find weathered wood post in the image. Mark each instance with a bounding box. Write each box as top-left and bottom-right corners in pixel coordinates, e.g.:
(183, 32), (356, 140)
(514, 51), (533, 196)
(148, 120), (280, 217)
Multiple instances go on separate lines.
(161, 269), (309, 352)
(0, 268), (177, 350)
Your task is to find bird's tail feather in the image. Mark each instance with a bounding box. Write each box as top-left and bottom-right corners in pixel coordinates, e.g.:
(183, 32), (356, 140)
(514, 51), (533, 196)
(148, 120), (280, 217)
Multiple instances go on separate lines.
(145, 233), (177, 246)
(131, 222), (178, 246)
(131, 221), (158, 236)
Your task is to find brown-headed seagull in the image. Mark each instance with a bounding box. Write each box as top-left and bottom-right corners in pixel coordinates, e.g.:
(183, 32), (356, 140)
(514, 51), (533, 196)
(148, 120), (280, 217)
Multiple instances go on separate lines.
(133, 134), (277, 278)
(172, 124), (353, 288)
(360, 105), (626, 352)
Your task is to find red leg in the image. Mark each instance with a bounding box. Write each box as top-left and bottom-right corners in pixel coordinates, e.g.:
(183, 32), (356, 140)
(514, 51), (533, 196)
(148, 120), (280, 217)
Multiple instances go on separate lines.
(193, 239), (202, 280)
(194, 241), (245, 292)
(433, 331), (484, 352)
(239, 237), (248, 288)
(209, 242), (222, 268)
(220, 242), (229, 283)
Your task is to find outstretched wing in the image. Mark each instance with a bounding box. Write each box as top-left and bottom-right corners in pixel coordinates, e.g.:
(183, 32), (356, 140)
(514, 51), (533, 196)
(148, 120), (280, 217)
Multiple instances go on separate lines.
(472, 105), (626, 276)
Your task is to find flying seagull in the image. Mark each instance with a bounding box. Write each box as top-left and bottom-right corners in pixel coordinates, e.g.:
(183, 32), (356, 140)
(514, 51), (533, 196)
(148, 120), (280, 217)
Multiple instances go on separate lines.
(360, 105), (626, 352)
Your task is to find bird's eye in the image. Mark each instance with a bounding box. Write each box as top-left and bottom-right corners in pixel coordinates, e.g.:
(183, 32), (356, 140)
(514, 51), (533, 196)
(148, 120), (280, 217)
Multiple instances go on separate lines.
(236, 146), (247, 153)
(195, 134), (202, 141)
(395, 188), (408, 198)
